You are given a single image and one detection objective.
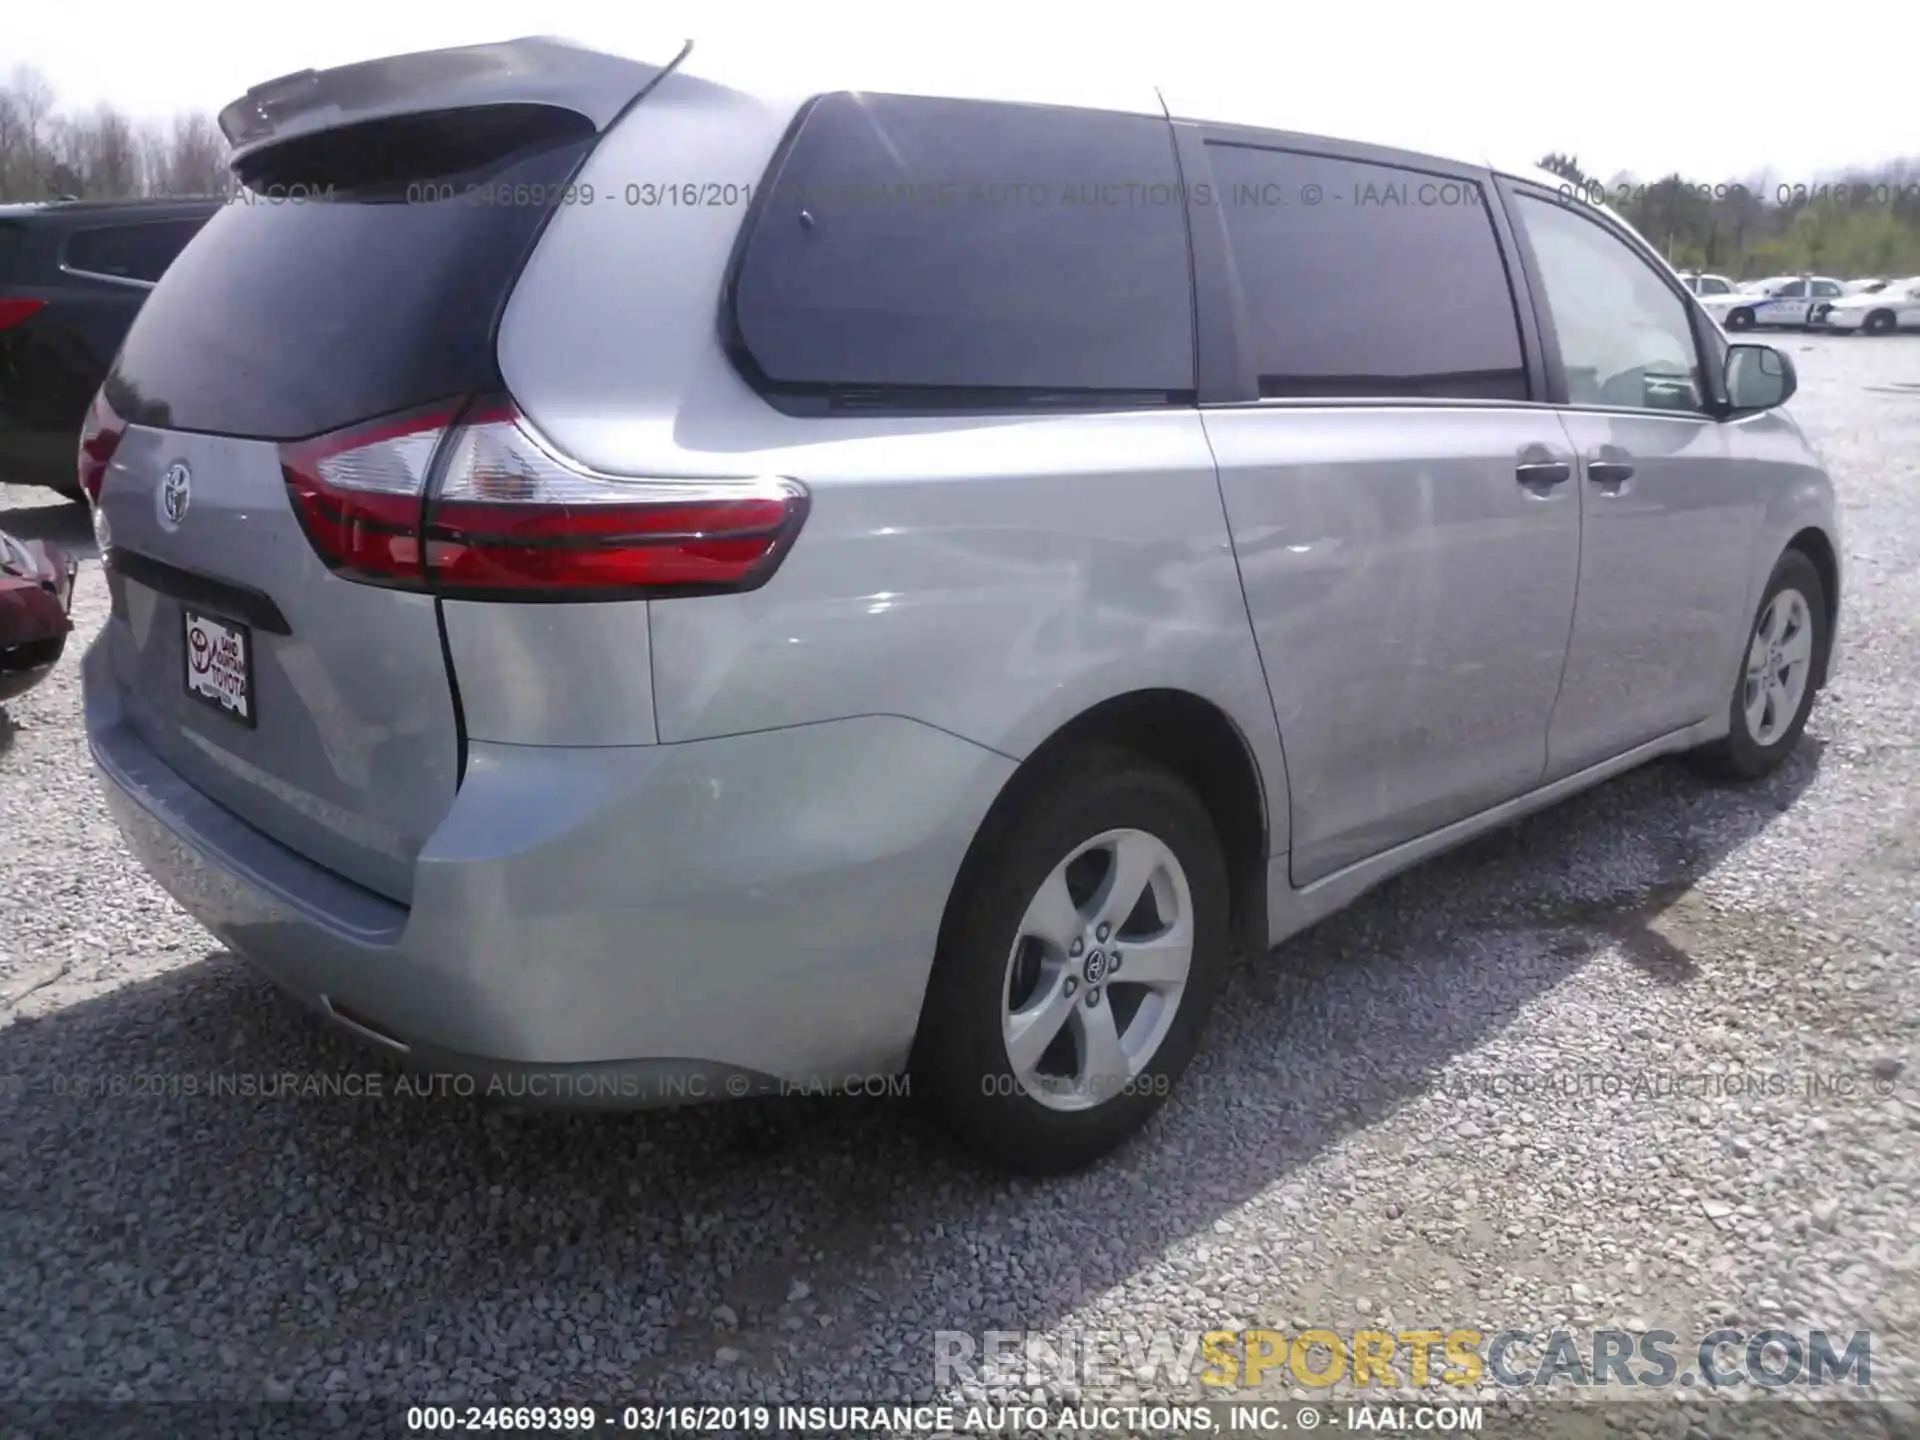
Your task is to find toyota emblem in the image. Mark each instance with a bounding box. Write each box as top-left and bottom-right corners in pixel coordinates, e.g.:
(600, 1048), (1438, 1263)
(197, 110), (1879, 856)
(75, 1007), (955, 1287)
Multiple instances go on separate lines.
(158, 462), (192, 529)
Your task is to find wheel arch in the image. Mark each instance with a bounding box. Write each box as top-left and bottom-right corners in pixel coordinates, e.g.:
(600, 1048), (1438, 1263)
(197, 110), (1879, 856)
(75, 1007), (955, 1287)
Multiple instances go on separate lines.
(1785, 525), (1840, 689)
(936, 688), (1275, 962)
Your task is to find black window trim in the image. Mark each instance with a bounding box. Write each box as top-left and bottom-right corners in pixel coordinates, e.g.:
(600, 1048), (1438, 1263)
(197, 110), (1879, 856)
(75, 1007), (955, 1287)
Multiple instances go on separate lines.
(719, 92), (1202, 419)
(1181, 123), (1546, 412)
(1494, 176), (1730, 422)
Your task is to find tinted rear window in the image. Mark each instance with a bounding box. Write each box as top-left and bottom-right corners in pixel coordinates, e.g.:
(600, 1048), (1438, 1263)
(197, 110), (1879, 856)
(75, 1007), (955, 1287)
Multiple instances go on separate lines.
(107, 108), (594, 440)
(0, 222), (21, 280)
(1208, 143), (1527, 401)
(729, 93), (1195, 408)
(64, 218), (208, 284)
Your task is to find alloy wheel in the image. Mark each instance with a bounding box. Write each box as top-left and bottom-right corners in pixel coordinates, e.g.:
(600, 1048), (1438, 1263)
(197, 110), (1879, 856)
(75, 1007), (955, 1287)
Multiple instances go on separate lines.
(1000, 828), (1194, 1113)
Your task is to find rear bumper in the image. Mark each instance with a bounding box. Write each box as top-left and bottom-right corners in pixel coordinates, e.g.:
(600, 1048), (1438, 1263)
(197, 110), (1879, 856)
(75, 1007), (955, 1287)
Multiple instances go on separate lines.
(84, 635), (1014, 1099)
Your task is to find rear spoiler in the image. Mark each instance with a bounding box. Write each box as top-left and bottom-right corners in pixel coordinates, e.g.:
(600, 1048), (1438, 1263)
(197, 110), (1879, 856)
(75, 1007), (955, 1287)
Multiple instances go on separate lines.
(217, 36), (692, 167)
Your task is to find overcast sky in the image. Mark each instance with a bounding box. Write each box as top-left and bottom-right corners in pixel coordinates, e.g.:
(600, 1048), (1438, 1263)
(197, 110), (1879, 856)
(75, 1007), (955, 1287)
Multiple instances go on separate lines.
(5, 0), (1914, 182)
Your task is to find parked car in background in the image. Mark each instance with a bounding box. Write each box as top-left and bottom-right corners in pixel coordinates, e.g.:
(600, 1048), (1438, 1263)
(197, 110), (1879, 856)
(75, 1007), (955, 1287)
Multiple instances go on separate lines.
(0, 199), (221, 498)
(1682, 272), (1737, 297)
(1842, 277), (1890, 295)
(1823, 277), (1920, 334)
(0, 526), (77, 703)
(83, 38), (1841, 1174)
(1699, 274), (1846, 330)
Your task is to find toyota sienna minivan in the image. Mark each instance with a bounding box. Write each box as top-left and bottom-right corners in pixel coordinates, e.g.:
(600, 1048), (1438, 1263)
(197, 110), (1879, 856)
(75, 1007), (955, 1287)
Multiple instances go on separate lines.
(83, 37), (1840, 1174)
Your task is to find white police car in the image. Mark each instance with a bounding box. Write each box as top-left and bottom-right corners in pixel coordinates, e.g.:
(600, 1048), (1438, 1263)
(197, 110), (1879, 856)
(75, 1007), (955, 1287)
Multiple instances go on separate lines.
(1682, 272), (1737, 297)
(1823, 277), (1920, 334)
(1699, 275), (1846, 331)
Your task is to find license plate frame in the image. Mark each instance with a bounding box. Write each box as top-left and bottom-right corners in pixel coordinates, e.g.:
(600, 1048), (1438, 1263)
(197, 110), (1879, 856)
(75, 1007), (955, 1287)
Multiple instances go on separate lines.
(181, 608), (256, 728)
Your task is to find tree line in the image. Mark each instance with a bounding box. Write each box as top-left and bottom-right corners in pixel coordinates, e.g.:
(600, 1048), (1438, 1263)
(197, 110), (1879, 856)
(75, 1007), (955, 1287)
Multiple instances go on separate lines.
(1540, 153), (1920, 280)
(5, 60), (1918, 283)
(0, 66), (228, 203)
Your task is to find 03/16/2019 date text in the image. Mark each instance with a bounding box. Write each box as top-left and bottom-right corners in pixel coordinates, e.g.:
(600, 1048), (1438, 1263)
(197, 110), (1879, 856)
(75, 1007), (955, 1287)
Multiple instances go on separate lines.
(401, 182), (757, 208)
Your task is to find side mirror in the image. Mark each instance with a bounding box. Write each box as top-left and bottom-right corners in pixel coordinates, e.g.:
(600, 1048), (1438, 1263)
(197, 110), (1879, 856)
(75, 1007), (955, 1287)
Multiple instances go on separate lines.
(1725, 343), (1796, 412)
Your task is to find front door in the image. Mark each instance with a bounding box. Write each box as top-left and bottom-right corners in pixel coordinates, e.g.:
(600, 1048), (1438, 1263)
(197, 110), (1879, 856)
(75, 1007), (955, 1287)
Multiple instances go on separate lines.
(1505, 189), (1761, 779)
(1757, 278), (1811, 327)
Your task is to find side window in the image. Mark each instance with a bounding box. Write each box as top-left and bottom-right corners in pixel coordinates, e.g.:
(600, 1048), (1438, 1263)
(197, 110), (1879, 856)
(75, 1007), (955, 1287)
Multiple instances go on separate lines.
(730, 93), (1194, 404)
(1206, 144), (1526, 400)
(1701, 277), (1731, 296)
(64, 218), (205, 284)
(1773, 280), (1808, 298)
(1809, 280), (1842, 298)
(1511, 194), (1705, 414)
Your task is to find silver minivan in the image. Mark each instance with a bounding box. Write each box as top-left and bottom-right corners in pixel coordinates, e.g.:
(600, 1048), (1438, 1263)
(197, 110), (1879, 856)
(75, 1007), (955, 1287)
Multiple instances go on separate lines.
(82, 38), (1840, 1173)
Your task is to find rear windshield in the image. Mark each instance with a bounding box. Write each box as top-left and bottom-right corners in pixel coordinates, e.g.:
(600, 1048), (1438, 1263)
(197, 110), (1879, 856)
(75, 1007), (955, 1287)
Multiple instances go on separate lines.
(0, 222), (22, 282)
(107, 106), (595, 440)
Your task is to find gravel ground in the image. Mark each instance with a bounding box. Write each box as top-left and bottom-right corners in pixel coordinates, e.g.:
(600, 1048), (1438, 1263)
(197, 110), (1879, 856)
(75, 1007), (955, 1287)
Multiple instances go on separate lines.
(2, 335), (1917, 1434)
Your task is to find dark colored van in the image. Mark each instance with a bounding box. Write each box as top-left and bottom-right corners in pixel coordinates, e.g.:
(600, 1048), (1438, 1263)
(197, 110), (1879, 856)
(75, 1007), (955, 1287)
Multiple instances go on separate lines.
(0, 198), (221, 496)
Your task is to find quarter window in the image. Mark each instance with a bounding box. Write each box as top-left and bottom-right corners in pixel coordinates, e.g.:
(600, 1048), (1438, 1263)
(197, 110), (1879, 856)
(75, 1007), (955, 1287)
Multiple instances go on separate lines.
(730, 92), (1195, 406)
(1512, 194), (1705, 414)
(1206, 144), (1527, 401)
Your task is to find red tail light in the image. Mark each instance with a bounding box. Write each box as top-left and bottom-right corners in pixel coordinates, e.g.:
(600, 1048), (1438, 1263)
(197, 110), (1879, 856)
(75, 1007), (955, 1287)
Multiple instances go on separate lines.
(280, 405), (459, 588)
(77, 391), (126, 505)
(0, 298), (46, 331)
(281, 401), (809, 598)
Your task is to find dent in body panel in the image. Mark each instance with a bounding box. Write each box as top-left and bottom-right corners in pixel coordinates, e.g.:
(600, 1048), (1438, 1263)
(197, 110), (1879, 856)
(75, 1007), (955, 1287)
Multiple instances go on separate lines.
(643, 411), (1277, 763)
(440, 598), (657, 747)
(1203, 405), (1582, 884)
(496, 70), (1291, 854)
(89, 629), (1013, 1080)
(402, 719), (1018, 1078)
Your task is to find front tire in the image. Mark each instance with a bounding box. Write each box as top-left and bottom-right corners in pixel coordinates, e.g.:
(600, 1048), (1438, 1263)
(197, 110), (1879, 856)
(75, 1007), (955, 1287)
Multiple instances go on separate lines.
(1690, 549), (1828, 781)
(912, 746), (1230, 1175)
(1726, 308), (1756, 332)
(1864, 310), (1896, 335)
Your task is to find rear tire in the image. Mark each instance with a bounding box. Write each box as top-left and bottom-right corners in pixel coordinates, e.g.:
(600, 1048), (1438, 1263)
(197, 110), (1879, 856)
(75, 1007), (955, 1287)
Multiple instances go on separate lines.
(1864, 310), (1896, 335)
(1689, 549), (1827, 782)
(1726, 308), (1756, 332)
(912, 745), (1230, 1175)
